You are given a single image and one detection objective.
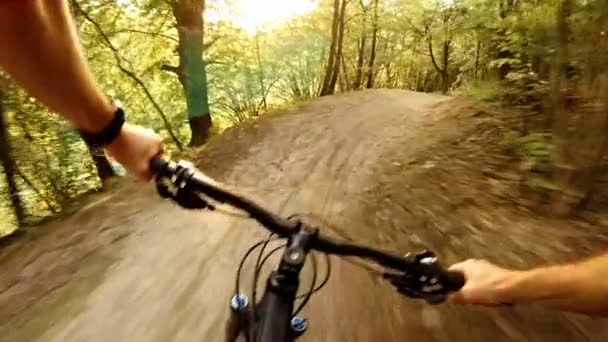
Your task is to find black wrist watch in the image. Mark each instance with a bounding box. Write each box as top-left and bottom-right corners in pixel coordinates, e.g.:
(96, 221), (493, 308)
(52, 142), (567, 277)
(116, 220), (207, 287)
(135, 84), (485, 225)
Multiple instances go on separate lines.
(79, 106), (126, 148)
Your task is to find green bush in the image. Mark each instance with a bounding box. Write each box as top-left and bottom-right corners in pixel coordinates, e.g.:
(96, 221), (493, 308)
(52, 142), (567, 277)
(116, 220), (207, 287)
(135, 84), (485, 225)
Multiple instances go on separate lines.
(502, 132), (554, 173)
(501, 131), (558, 194)
(458, 80), (503, 102)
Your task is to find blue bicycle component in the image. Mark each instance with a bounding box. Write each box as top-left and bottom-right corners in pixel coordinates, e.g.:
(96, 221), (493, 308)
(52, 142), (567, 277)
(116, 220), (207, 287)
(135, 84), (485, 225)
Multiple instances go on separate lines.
(231, 293), (249, 311)
(290, 315), (308, 333)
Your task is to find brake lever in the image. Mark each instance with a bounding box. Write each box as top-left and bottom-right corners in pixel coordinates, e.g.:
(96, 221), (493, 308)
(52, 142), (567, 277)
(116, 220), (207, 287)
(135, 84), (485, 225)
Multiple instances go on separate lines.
(155, 176), (214, 210)
(383, 250), (461, 305)
(385, 272), (447, 304)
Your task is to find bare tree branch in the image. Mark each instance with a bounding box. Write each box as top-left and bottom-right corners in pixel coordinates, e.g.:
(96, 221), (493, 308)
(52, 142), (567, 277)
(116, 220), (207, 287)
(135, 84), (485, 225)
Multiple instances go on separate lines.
(205, 60), (227, 65)
(111, 28), (178, 43)
(204, 35), (221, 50)
(70, 0), (183, 150)
(404, 15), (424, 36)
(425, 25), (444, 73)
(344, 12), (366, 25)
(160, 64), (180, 74)
(16, 169), (59, 214)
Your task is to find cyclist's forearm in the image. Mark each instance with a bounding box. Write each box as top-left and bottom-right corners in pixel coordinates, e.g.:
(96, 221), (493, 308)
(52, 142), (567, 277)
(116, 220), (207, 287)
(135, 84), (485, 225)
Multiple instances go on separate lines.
(501, 253), (608, 316)
(0, 0), (114, 132)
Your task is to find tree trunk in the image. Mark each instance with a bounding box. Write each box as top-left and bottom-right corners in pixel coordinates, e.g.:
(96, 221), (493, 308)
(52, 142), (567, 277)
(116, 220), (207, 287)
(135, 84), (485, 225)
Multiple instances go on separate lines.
(497, 0), (517, 80)
(340, 54), (349, 92)
(352, 1), (368, 90)
(549, 0), (575, 216)
(173, 0), (213, 146)
(84, 143), (115, 183)
(474, 39), (481, 79)
(441, 40), (450, 93)
(366, 0), (379, 89)
(381, 39), (395, 87)
(0, 91), (25, 227)
(558, 0), (608, 211)
(573, 1), (608, 207)
(353, 37), (367, 89)
(320, 0), (341, 96)
(427, 32), (449, 94)
(254, 32), (267, 111)
(327, 0), (348, 93)
(385, 62), (393, 87)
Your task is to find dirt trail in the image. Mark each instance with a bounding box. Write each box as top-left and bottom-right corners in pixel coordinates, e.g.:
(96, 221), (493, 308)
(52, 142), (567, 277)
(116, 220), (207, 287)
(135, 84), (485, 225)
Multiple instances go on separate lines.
(0, 89), (606, 341)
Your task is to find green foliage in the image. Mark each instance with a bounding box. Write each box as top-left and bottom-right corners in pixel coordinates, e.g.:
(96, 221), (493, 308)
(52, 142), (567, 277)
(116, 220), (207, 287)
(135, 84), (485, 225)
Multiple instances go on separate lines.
(0, 0), (335, 235)
(501, 131), (557, 195)
(500, 71), (549, 113)
(3, 0), (608, 233)
(502, 132), (554, 174)
(1, 86), (101, 229)
(458, 80), (502, 101)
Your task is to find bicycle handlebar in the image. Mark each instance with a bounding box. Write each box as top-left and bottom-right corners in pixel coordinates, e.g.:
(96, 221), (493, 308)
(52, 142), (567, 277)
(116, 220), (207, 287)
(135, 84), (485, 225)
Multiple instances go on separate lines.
(150, 157), (465, 298)
(152, 158), (295, 236)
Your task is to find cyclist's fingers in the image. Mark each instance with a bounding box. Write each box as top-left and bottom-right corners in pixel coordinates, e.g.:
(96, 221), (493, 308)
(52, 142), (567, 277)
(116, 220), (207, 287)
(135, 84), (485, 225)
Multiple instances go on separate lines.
(447, 291), (466, 304)
(447, 258), (479, 272)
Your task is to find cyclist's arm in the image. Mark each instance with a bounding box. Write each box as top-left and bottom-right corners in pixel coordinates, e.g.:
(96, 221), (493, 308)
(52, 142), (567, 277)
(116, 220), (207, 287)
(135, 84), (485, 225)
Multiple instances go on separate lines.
(508, 253), (608, 316)
(449, 253), (608, 317)
(0, 0), (114, 132)
(0, 0), (161, 180)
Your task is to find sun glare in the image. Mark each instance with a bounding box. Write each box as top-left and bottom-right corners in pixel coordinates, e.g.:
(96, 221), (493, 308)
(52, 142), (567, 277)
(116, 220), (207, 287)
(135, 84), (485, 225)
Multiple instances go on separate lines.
(206, 0), (317, 35)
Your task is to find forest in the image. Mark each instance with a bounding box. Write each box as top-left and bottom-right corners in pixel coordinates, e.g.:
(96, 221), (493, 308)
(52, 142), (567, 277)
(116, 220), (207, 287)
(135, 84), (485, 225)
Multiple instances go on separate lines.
(1, 0), (607, 237)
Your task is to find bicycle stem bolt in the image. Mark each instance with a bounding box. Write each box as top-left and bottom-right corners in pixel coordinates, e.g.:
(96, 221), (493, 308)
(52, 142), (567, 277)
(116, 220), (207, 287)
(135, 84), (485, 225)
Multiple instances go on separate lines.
(289, 251), (301, 261)
(291, 315), (308, 333)
(230, 293), (249, 311)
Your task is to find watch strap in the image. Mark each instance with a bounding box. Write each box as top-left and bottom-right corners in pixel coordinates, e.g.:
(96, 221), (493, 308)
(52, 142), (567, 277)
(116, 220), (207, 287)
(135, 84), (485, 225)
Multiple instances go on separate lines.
(79, 107), (125, 148)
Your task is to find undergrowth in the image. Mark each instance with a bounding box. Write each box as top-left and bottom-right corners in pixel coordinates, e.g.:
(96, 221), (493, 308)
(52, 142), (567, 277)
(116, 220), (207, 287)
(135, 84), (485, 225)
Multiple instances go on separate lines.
(457, 80), (504, 102)
(500, 131), (556, 195)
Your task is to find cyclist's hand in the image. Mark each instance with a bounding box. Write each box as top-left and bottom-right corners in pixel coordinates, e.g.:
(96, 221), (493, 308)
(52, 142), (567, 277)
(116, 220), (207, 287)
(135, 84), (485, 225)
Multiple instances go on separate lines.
(104, 123), (162, 181)
(447, 259), (515, 305)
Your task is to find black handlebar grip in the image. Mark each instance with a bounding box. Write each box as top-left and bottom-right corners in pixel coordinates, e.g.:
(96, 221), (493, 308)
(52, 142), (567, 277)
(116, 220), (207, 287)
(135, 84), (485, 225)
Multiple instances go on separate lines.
(150, 156), (168, 175)
(442, 270), (466, 291)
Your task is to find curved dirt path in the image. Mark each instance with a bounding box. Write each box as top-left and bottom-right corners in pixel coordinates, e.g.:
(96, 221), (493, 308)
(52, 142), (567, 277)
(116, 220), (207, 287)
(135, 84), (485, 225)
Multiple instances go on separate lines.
(0, 89), (606, 341)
